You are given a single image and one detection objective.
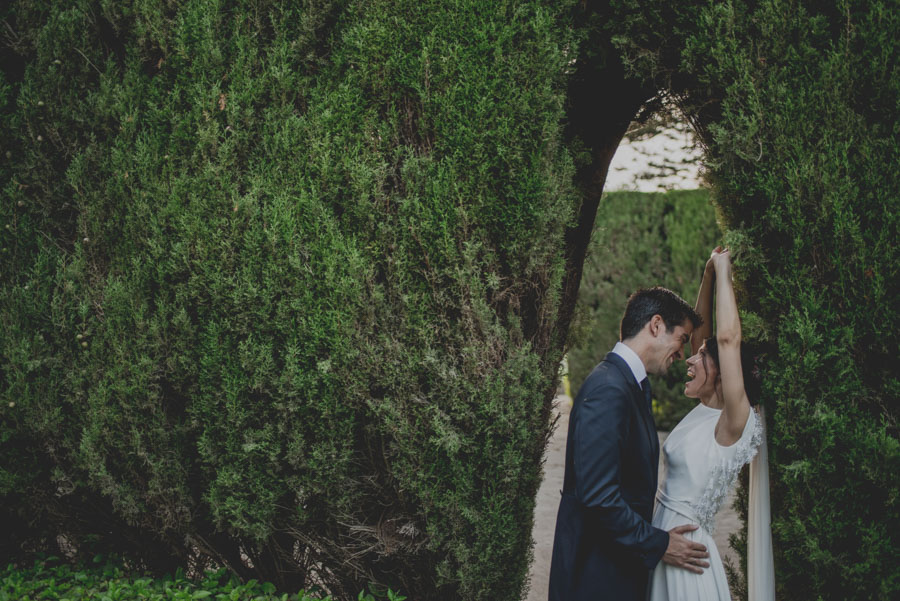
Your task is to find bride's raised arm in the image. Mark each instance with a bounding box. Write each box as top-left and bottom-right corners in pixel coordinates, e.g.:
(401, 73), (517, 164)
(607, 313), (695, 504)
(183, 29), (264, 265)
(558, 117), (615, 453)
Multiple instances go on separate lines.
(691, 247), (720, 355)
(712, 249), (752, 442)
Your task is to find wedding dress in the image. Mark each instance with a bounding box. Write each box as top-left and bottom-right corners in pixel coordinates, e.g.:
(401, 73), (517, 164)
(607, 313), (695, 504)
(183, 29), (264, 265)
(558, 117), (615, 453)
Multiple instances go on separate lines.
(648, 403), (765, 601)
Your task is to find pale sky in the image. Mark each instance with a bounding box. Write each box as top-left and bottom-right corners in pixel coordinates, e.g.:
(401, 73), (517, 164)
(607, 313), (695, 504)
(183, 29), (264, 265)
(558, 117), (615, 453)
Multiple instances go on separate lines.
(605, 123), (704, 192)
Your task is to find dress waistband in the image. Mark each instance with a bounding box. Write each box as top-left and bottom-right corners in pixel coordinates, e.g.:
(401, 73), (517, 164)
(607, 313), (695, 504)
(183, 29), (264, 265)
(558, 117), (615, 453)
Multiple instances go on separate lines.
(656, 489), (700, 525)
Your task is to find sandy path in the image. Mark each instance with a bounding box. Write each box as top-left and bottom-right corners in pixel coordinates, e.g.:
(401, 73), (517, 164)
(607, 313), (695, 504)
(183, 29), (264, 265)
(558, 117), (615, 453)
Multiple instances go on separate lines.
(526, 395), (740, 601)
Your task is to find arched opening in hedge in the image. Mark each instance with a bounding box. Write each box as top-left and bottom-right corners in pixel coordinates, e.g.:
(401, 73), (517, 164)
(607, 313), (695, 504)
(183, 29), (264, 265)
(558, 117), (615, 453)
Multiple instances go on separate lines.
(563, 3), (898, 599)
(0, 2), (895, 601)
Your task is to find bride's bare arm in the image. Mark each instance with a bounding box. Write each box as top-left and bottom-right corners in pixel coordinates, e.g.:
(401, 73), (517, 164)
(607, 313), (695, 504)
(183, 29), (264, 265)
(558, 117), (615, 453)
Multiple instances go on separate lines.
(712, 249), (751, 444)
(691, 247), (719, 355)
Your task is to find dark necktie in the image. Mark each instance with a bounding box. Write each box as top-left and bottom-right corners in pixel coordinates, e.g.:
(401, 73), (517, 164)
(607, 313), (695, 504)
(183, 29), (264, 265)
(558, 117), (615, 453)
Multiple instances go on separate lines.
(640, 377), (652, 413)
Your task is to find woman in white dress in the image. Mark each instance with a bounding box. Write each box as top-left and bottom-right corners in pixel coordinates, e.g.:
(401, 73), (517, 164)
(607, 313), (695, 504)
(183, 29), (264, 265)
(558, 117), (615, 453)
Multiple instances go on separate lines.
(648, 247), (775, 601)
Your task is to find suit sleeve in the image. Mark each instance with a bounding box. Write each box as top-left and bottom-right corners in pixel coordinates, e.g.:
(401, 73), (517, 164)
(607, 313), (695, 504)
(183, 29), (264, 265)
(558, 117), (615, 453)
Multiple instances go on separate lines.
(574, 380), (669, 569)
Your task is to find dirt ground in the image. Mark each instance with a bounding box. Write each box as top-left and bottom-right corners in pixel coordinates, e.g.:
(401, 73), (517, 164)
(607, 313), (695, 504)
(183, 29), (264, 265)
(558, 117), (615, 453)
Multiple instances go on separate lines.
(525, 395), (740, 601)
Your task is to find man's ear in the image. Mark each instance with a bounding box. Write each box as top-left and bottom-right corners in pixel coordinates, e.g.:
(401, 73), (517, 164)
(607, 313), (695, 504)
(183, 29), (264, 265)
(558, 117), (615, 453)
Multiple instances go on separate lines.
(648, 314), (663, 338)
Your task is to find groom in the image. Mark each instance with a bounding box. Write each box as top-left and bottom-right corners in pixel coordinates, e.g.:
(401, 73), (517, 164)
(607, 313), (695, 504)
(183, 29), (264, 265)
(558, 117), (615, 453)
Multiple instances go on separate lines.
(549, 287), (710, 601)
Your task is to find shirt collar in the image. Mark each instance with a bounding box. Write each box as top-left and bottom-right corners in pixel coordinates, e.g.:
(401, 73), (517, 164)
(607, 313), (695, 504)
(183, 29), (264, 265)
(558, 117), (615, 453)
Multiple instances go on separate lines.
(612, 341), (647, 384)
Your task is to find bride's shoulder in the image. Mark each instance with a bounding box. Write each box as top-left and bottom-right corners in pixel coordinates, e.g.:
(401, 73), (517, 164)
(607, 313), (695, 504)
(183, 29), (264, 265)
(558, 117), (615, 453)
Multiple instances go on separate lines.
(716, 406), (764, 454)
(668, 402), (717, 436)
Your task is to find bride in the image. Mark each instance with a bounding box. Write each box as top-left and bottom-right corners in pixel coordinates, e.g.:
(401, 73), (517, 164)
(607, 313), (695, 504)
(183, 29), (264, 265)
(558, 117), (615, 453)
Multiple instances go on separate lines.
(648, 247), (775, 601)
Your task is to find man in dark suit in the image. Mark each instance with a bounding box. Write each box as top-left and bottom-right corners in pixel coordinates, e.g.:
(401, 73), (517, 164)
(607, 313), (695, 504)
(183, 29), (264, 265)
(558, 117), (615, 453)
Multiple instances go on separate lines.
(549, 287), (711, 601)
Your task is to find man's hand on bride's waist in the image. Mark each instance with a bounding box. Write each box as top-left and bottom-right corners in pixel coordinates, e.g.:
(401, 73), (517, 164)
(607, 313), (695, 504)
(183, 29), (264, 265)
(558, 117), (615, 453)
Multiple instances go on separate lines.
(662, 524), (710, 574)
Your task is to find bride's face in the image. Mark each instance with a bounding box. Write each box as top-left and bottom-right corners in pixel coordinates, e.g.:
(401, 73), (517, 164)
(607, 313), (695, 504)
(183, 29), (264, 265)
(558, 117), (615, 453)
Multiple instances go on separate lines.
(684, 343), (719, 399)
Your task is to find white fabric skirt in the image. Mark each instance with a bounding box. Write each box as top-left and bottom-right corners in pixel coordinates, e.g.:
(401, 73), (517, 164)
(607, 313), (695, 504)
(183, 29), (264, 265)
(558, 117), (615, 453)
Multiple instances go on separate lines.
(648, 493), (732, 601)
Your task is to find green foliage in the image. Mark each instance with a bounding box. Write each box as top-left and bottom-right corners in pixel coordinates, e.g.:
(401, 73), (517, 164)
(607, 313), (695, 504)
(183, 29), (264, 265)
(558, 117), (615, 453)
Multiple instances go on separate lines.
(568, 189), (721, 430)
(0, 555), (405, 601)
(0, 0), (578, 599)
(606, 1), (900, 598)
(5, 1), (895, 599)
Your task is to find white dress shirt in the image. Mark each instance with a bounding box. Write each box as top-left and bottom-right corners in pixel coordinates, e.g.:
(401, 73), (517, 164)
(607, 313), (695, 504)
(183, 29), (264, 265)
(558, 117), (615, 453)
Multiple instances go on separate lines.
(611, 341), (647, 386)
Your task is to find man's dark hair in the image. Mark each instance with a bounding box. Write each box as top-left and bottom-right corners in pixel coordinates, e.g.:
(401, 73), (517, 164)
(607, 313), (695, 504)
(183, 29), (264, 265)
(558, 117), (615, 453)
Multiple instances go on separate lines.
(620, 287), (702, 341)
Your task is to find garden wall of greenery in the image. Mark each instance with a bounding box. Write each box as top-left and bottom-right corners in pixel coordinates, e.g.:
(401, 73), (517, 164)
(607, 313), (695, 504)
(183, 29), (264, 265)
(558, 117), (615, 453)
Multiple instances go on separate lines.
(0, 1), (581, 599)
(1, 0), (897, 600)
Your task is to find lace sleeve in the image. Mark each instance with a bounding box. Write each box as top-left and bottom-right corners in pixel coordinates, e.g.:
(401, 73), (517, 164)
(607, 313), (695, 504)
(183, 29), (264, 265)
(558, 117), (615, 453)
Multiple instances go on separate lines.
(690, 408), (764, 532)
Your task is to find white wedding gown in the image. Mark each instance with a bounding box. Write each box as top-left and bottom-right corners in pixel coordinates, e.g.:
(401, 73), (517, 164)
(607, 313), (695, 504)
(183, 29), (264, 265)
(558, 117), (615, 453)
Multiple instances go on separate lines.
(648, 403), (763, 601)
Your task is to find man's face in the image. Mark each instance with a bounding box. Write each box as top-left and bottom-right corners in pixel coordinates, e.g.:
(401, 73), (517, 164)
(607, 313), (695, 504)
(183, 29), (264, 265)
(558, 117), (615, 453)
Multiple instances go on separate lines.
(648, 317), (693, 376)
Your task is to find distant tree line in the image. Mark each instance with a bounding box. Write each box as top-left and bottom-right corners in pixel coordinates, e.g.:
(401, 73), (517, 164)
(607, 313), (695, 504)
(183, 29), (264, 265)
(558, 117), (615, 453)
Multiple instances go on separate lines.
(568, 189), (720, 432)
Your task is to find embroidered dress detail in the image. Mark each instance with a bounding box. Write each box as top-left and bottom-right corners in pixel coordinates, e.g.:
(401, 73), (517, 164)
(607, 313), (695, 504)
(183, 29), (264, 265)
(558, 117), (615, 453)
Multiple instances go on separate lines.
(690, 409), (763, 533)
(649, 402), (766, 601)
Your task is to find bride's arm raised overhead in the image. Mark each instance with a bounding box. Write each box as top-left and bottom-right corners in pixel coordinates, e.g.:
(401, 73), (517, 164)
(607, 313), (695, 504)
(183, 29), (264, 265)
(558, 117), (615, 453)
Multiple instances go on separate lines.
(712, 248), (752, 445)
(690, 246), (720, 355)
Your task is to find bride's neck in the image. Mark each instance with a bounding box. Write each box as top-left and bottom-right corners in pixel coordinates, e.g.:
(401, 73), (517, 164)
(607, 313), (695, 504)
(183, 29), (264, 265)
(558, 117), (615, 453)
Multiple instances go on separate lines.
(700, 385), (725, 409)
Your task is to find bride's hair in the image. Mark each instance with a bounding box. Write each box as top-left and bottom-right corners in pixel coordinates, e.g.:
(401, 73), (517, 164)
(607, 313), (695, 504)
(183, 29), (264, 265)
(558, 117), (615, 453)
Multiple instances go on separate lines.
(702, 337), (761, 406)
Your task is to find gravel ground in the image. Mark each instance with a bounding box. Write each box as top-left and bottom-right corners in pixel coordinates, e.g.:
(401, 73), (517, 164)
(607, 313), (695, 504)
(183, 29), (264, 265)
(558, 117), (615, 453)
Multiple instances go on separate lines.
(525, 395), (740, 601)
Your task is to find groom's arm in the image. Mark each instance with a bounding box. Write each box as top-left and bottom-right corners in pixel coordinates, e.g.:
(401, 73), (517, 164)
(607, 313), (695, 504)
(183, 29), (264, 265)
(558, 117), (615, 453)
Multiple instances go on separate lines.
(574, 380), (669, 569)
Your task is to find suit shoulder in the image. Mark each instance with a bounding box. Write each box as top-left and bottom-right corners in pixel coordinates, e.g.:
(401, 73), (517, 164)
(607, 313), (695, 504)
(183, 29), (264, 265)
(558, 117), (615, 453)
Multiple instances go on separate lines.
(579, 360), (634, 400)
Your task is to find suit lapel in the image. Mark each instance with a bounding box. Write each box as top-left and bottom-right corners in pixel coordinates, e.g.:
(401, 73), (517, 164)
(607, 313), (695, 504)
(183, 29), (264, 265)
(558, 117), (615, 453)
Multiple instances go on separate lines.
(604, 352), (658, 462)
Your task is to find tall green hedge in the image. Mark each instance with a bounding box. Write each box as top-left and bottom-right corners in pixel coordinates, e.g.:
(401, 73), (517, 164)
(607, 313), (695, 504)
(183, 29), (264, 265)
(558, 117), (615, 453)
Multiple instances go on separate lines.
(0, 1), (582, 598)
(604, 1), (899, 598)
(4, 1), (897, 599)
(569, 188), (721, 431)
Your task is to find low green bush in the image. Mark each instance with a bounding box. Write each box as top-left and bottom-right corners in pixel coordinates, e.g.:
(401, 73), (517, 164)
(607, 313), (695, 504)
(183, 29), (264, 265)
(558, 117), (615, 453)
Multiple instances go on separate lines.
(0, 556), (405, 601)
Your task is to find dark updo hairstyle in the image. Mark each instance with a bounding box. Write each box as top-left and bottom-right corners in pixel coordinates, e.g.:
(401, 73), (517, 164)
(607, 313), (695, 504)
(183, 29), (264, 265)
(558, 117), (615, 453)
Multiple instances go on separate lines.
(702, 337), (761, 406)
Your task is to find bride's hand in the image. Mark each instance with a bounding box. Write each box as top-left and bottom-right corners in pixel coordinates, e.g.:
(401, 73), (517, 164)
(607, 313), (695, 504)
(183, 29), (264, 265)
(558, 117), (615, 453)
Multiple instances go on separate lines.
(705, 246), (723, 275)
(711, 247), (732, 277)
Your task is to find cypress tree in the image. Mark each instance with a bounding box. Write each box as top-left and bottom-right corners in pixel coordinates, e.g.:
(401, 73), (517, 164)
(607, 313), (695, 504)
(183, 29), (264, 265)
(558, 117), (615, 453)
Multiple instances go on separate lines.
(0, 1), (644, 598)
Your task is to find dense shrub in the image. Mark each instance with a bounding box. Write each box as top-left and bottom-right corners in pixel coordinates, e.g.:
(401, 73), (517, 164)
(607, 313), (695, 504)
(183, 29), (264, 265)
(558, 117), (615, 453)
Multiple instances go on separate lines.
(0, 555), (405, 601)
(0, 1), (584, 599)
(5, 1), (894, 598)
(604, 1), (899, 598)
(568, 188), (721, 430)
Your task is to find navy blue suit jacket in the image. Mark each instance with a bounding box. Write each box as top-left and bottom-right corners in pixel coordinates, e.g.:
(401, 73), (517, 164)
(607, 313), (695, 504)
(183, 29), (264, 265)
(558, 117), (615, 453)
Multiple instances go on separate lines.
(548, 352), (669, 601)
